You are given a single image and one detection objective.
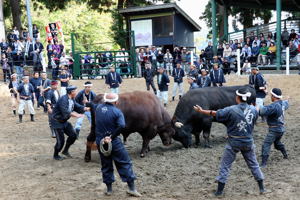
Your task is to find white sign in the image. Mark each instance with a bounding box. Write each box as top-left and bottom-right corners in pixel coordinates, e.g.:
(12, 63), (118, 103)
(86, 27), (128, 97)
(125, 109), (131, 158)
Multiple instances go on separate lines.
(131, 19), (152, 46)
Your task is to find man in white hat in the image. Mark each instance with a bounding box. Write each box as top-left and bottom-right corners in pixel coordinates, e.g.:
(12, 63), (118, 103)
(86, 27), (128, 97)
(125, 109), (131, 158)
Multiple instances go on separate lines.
(17, 76), (36, 123)
(258, 88), (289, 168)
(92, 93), (141, 197)
(74, 81), (96, 137)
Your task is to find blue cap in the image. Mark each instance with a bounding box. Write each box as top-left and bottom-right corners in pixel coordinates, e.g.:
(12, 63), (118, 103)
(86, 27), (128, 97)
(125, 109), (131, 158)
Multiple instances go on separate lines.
(66, 85), (77, 93)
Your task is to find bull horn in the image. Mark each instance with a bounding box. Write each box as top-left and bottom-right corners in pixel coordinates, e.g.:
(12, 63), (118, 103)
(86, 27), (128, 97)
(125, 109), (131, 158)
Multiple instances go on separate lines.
(175, 122), (184, 128)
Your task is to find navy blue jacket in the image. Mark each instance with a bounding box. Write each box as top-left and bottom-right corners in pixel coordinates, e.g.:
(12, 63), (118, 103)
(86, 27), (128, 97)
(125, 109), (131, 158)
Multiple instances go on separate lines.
(197, 75), (211, 88)
(172, 67), (185, 83)
(75, 90), (96, 106)
(51, 95), (85, 128)
(143, 68), (156, 82)
(189, 82), (199, 90)
(17, 83), (35, 100)
(30, 77), (42, 92)
(259, 100), (289, 133)
(105, 72), (122, 88)
(94, 103), (126, 145)
(157, 73), (170, 91)
(210, 69), (226, 86)
(249, 73), (266, 98)
(45, 89), (60, 107)
(216, 103), (258, 147)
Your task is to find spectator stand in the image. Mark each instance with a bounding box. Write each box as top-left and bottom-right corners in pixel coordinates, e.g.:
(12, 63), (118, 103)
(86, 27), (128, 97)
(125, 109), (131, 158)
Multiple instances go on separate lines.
(71, 31), (137, 79)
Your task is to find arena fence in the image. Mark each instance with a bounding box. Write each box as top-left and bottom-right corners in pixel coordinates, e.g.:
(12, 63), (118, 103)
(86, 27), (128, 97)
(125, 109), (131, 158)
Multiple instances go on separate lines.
(71, 31), (137, 79)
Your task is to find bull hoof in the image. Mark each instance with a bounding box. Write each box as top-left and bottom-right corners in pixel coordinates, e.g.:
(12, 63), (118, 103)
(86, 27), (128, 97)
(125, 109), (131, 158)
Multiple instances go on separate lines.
(140, 153), (145, 158)
(84, 155), (91, 162)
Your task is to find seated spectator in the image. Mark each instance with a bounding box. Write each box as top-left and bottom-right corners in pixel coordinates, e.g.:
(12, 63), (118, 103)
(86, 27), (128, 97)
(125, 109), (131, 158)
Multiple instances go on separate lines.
(288, 41), (298, 59)
(252, 36), (260, 48)
(222, 58), (231, 75)
(223, 44), (232, 61)
(12, 26), (19, 40)
(260, 36), (266, 46)
(32, 24), (39, 40)
(59, 52), (69, 67)
(267, 42), (276, 64)
(187, 65), (198, 79)
(293, 35), (299, 47)
(241, 59), (251, 75)
(197, 68), (211, 88)
(249, 31), (255, 43)
(257, 42), (268, 65)
(266, 37), (274, 47)
(267, 32), (273, 40)
(297, 43), (300, 65)
(229, 40), (234, 50)
(232, 39), (238, 50)
(251, 42), (260, 63)
(187, 76), (199, 90)
(217, 44), (224, 58)
(245, 37), (251, 47)
(289, 29), (297, 41)
(241, 44), (252, 61)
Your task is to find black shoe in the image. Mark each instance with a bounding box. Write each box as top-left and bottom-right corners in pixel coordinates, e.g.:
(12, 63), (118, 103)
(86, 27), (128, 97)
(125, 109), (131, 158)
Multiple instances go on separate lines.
(62, 151), (72, 158)
(13, 110), (16, 116)
(53, 155), (64, 161)
(172, 96), (175, 101)
(105, 183), (113, 196)
(30, 114), (35, 122)
(214, 182), (225, 196)
(257, 180), (266, 194)
(281, 149), (288, 159)
(18, 115), (23, 123)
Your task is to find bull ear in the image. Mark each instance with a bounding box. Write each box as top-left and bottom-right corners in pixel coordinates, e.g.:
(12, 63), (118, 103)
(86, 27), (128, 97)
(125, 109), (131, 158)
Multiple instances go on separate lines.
(175, 122), (184, 128)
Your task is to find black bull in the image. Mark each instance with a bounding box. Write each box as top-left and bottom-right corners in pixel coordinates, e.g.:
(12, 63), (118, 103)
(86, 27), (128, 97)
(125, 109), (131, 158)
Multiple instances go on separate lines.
(171, 85), (256, 148)
(84, 91), (175, 161)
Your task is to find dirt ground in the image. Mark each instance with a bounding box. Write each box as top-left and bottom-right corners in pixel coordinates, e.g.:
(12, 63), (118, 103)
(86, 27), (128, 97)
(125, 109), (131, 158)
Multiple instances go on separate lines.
(0, 74), (299, 200)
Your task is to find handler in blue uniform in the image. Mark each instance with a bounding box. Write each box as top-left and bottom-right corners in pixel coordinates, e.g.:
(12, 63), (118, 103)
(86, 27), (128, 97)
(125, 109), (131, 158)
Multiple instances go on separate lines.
(105, 66), (122, 94)
(93, 93), (141, 197)
(197, 68), (211, 88)
(74, 81), (96, 137)
(45, 80), (60, 138)
(210, 63), (225, 87)
(29, 71), (42, 109)
(259, 88), (289, 168)
(194, 88), (265, 196)
(51, 85), (89, 160)
(187, 76), (199, 90)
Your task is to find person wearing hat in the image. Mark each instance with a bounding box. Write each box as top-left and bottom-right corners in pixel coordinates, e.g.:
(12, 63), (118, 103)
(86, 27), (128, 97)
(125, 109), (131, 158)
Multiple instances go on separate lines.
(105, 66), (122, 94)
(258, 88), (289, 168)
(187, 65), (198, 79)
(8, 73), (19, 116)
(143, 61), (157, 94)
(210, 63), (225, 87)
(91, 93), (141, 197)
(74, 81), (96, 137)
(249, 66), (267, 122)
(172, 62), (185, 101)
(193, 87), (265, 196)
(157, 66), (170, 107)
(197, 68), (211, 88)
(51, 85), (90, 160)
(17, 76), (36, 123)
(187, 76), (199, 90)
(45, 80), (60, 138)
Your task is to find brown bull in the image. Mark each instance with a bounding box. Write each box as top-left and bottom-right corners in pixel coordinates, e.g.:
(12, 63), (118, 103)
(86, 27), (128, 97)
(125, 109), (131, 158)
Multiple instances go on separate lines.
(84, 91), (175, 161)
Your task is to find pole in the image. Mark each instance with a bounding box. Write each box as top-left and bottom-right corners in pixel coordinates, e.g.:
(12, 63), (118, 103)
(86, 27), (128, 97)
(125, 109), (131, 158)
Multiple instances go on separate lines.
(223, 6), (228, 42)
(191, 50), (194, 65)
(211, 0), (217, 56)
(237, 48), (241, 76)
(286, 47), (289, 75)
(0, 0), (5, 40)
(26, 0), (33, 39)
(276, 0), (282, 70)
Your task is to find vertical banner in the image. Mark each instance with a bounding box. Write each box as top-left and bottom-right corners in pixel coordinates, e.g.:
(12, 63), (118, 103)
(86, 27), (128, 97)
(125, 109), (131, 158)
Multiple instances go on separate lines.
(131, 19), (153, 46)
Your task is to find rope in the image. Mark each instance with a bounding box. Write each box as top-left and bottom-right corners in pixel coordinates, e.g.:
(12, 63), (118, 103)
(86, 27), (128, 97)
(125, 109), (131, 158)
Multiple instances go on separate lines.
(99, 138), (112, 157)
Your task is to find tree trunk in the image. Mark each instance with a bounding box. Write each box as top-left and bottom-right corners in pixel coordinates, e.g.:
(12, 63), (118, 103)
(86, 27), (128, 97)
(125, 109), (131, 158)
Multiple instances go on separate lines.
(218, 4), (224, 40)
(0, 0), (5, 38)
(9, 0), (22, 31)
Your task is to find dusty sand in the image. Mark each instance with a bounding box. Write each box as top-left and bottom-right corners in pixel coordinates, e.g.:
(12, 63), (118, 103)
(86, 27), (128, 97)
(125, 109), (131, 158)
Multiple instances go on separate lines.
(0, 74), (299, 200)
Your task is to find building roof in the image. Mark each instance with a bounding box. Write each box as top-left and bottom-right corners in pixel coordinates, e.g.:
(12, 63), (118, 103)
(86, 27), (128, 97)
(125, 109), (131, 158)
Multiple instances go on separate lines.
(216, 0), (300, 11)
(119, 3), (201, 31)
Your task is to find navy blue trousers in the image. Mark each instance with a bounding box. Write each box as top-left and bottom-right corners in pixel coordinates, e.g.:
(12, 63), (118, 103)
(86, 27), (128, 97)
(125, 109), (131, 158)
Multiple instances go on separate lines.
(262, 131), (285, 157)
(98, 137), (136, 184)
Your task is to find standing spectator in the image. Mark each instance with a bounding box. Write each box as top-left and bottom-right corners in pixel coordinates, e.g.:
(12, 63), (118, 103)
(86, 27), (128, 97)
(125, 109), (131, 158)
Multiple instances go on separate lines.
(0, 39), (9, 54)
(249, 66), (267, 122)
(32, 39), (44, 71)
(187, 76), (199, 90)
(267, 42), (276, 65)
(52, 40), (61, 56)
(105, 66), (122, 94)
(143, 61), (157, 94)
(17, 76), (36, 123)
(12, 26), (20, 39)
(59, 41), (65, 57)
(289, 29), (297, 41)
(181, 47), (188, 73)
(281, 28), (289, 47)
(249, 31), (255, 43)
(223, 44), (232, 61)
(157, 67), (170, 107)
(245, 37), (252, 47)
(8, 73), (19, 116)
(164, 49), (173, 75)
(217, 44), (224, 58)
(1, 53), (10, 83)
(204, 42), (214, 66)
(156, 50), (164, 69)
(135, 48), (142, 77)
(59, 69), (70, 96)
(150, 46), (158, 70)
(257, 43), (268, 65)
(173, 47), (181, 65)
(59, 52), (69, 67)
(210, 63), (225, 87)
(197, 69), (211, 88)
(21, 29), (28, 40)
(30, 71), (42, 109)
(172, 62), (185, 101)
(251, 42), (260, 63)
(267, 32), (273, 40)
(32, 24), (39, 40)
(40, 72), (52, 112)
(24, 37), (34, 65)
(46, 40), (53, 68)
